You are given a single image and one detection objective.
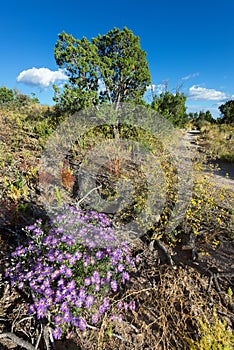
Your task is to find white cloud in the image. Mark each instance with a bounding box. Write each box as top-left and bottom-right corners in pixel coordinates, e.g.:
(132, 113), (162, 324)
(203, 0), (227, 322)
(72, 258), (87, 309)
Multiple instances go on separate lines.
(17, 67), (68, 88)
(182, 72), (199, 81)
(98, 78), (106, 93)
(231, 94), (234, 99)
(146, 84), (156, 91)
(146, 84), (165, 95)
(188, 85), (227, 101)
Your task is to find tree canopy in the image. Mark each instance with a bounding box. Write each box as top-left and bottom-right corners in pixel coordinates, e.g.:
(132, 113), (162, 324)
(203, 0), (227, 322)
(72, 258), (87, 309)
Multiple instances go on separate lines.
(53, 27), (151, 112)
(218, 100), (234, 124)
(151, 90), (188, 127)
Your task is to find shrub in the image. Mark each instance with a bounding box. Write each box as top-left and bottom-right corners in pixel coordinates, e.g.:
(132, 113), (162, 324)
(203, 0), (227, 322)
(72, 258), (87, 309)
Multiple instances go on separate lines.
(6, 206), (136, 339)
(187, 310), (234, 349)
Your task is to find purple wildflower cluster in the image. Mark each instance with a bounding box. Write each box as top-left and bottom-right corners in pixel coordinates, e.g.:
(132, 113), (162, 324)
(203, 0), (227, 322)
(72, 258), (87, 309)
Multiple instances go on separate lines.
(6, 207), (137, 340)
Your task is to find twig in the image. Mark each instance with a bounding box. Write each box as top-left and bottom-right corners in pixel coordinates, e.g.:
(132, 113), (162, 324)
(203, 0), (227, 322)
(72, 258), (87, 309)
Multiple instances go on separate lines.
(43, 326), (52, 350)
(76, 185), (102, 206)
(0, 332), (35, 350)
(87, 322), (129, 343)
(35, 322), (43, 350)
(11, 305), (24, 332)
(207, 274), (213, 293)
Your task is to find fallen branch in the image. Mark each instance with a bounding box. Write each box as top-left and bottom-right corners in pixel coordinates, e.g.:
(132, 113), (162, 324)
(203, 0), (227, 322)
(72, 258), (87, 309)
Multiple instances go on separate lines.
(0, 332), (35, 350)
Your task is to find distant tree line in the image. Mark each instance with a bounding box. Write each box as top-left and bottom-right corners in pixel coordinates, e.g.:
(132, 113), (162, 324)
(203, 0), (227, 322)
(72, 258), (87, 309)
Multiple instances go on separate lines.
(0, 86), (39, 108)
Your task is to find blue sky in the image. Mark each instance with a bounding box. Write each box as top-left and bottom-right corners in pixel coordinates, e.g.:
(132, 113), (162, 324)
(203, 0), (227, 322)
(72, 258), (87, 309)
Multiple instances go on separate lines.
(1, 0), (234, 118)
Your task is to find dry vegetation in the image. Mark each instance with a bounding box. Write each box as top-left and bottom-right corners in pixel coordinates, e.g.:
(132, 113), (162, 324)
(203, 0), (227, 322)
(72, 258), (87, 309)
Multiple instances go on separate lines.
(0, 104), (234, 349)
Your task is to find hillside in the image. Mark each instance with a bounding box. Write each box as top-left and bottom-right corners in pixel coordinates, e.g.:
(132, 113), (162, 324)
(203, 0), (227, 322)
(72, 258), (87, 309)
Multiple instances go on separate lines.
(0, 104), (234, 350)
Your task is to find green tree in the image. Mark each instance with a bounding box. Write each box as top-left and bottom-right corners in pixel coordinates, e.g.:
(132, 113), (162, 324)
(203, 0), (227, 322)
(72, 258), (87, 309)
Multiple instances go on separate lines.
(0, 87), (40, 108)
(197, 110), (215, 123)
(218, 100), (234, 124)
(53, 27), (151, 112)
(0, 86), (14, 105)
(151, 90), (188, 127)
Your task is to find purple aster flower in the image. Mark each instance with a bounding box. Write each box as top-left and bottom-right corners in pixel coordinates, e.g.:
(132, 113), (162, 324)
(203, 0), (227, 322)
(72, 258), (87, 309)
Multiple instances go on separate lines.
(117, 264), (125, 272)
(122, 271), (130, 284)
(59, 265), (67, 273)
(26, 271), (34, 280)
(90, 256), (95, 265)
(43, 236), (52, 245)
(117, 301), (123, 309)
(44, 288), (53, 297)
(61, 235), (68, 243)
(101, 277), (106, 285)
(63, 311), (72, 323)
(103, 297), (110, 310)
(39, 284), (46, 292)
(28, 243), (35, 251)
(29, 280), (36, 289)
(57, 278), (65, 287)
(19, 247), (26, 255)
(91, 313), (99, 324)
(67, 238), (75, 246)
(84, 277), (91, 286)
(57, 253), (64, 263)
(72, 316), (80, 327)
(46, 297), (53, 306)
(61, 302), (69, 313)
(18, 281), (24, 289)
(37, 307), (46, 319)
(54, 250), (60, 258)
(36, 274), (44, 283)
(42, 266), (51, 275)
(55, 290), (63, 303)
(56, 227), (63, 234)
(48, 254), (56, 262)
(92, 271), (100, 283)
(65, 252), (72, 259)
(70, 289), (77, 299)
(75, 298), (83, 308)
(51, 238), (58, 246)
(118, 314), (123, 322)
(74, 251), (82, 260)
(106, 271), (112, 282)
(110, 280), (118, 292)
(94, 284), (100, 292)
(67, 280), (76, 291)
(38, 298), (47, 308)
(98, 304), (105, 314)
(34, 285), (41, 292)
(43, 278), (50, 287)
(79, 318), (87, 331)
(110, 257), (117, 266)
(66, 293), (73, 302)
(51, 269), (61, 279)
(53, 327), (62, 340)
(95, 251), (104, 260)
(68, 256), (76, 265)
(55, 315), (63, 325)
(28, 305), (36, 314)
(128, 300), (136, 311)
(26, 224), (36, 231)
(85, 295), (94, 309)
(65, 268), (72, 278)
(79, 287), (86, 300)
(34, 227), (43, 236)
